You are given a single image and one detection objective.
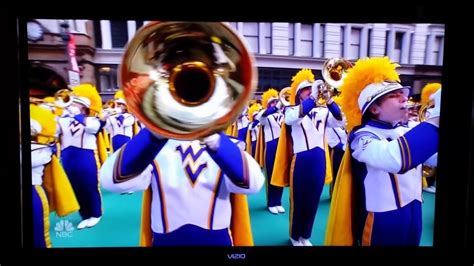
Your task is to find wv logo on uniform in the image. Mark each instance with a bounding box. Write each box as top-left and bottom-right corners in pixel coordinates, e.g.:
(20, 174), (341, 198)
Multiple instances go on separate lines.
(55, 220), (74, 238)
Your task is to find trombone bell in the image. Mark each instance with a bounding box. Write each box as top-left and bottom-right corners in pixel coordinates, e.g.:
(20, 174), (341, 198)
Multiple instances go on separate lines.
(120, 22), (257, 140)
(279, 87), (291, 107)
(322, 58), (353, 93)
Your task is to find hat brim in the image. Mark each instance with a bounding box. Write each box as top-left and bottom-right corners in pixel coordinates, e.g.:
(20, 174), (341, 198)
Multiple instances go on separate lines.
(361, 86), (411, 115)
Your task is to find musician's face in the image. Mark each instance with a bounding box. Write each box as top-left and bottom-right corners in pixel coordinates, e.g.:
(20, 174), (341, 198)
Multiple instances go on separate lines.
(369, 89), (409, 125)
(268, 99), (278, 108)
(298, 87), (312, 102)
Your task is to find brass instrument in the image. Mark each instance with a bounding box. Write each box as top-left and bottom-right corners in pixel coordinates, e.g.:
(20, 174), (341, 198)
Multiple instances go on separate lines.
(279, 87), (291, 107)
(120, 22), (257, 140)
(321, 58), (353, 95)
(104, 99), (117, 109)
(418, 101), (434, 122)
(54, 88), (74, 108)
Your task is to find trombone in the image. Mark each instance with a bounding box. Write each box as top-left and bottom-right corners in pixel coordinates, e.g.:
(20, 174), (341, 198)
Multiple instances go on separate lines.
(30, 89), (74, 109)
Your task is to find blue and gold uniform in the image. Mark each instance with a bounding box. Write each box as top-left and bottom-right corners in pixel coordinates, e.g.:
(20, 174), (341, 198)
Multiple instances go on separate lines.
(100, 128), (264, 246)
(272, 69), (345, 246)
(325, 57), (440, 246)
(58, 84), (104, 229)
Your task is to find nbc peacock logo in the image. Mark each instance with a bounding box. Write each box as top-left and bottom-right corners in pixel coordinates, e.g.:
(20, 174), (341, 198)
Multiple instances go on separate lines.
(55, 219), (74, 238)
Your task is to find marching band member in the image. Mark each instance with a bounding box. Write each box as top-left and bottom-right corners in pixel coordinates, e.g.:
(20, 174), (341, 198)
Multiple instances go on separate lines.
(30, 104), (79, 247)
(246, 103), (262, 158)
(236, 105), (250, 141)
(420, 83), (441, 193)
(57, 84), (104, 229)
(100, 128), (264, 246)
(272, 69), (345, 246)
(104, 90), (136, 152)
(254, 88), (285, 214)
(327, 124), (347, 197)
(325, 57), (441, 246)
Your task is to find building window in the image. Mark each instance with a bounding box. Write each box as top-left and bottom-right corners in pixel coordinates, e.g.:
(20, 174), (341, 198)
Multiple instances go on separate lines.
(228, 22), (238, 30)
(340, 26), (345, 57)
(289, 24), (295, 56)
(264, 23), (272, 54)
(367, 29), (372, 57)
(93, 20), (102, 48)
(110, 20), (128, 48)
(349, 27), (361, 60)
(393, 31), (404, 62)
(136, 20), (144, 30)
(257, 68), (307, 93)
(433, 35), (444, 65)
(243, 22), (259, 54)
(319, 24), (325, 57)
(300, 24), (313, 57)
(96, 65), (118, 92)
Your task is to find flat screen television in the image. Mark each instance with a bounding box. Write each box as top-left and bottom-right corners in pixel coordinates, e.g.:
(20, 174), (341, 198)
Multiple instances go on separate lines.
(6, 7), (473, 264)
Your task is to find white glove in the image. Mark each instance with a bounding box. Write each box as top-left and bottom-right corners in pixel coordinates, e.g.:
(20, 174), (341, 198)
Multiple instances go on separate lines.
(276, 100), (282, 110)
(200, 133), (221, 151)
(311, 80), (324, 99)
(427, 88), (442, 119)
(114, 107), (123, 115)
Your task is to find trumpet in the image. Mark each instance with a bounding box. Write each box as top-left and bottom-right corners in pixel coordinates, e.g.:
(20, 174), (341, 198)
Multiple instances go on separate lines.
(120, 22), (257, 140)
(279, 87), (291, 107)
(321, 57), (353, 95)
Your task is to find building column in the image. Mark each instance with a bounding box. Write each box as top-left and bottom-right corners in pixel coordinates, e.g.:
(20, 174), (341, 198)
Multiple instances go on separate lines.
(324, 23), (342, 58)
(258, 23), (266, 54)
(313, 23), (321, 58)
(360, 26), (369, 58)
(271, 23), (289, 56)
(369, 23), (388, 57)
(100, 20), (112, 49)
(294, 23), (301, 56)
(127, 21), (137, 42)
(343, 24), (351, 58)
(237, 22), (244, 35)
(400, 32), (411, 64)
(425, 34), (436, 65)
(409, 24), (429, 65)
(437, 36), (444, 65)
(74, 20), (88, 34)
(386, 28), (395, 61)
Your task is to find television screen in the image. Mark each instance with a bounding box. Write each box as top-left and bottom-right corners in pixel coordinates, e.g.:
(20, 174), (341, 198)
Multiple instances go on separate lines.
(8, 9), (473, 263)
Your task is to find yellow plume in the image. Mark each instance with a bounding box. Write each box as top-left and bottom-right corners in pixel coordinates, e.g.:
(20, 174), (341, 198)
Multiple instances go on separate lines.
(72, 84), (103, 116)
(247, 103), (262, 122)
(30, 104), (57, 144)
(420, 83), (441, 104)
(290, 69), (315, 105)
(261, 88), (279, 109)
(114, 89), (125, 100)
(339, 57), (400, 132)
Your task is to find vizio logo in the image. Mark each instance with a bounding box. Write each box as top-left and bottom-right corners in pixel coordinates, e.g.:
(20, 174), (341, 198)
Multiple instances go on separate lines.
(227, 253), (246, 260)
(55, 220), (74, 238)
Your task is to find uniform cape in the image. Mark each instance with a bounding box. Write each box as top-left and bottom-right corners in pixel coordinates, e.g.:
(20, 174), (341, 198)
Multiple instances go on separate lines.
(139, 182), (254, 246)
(245, 127), (252, 156)
(133, 121), (141, 136)
(271, 122), (333, 187)
(226, 122), (238, 137)
(324, 147), (354, 245)
(254, 127), (265, 167)
(102, 128), (111, 151)
(97, 131), (108, 165)
(43, 154), (80, 216)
